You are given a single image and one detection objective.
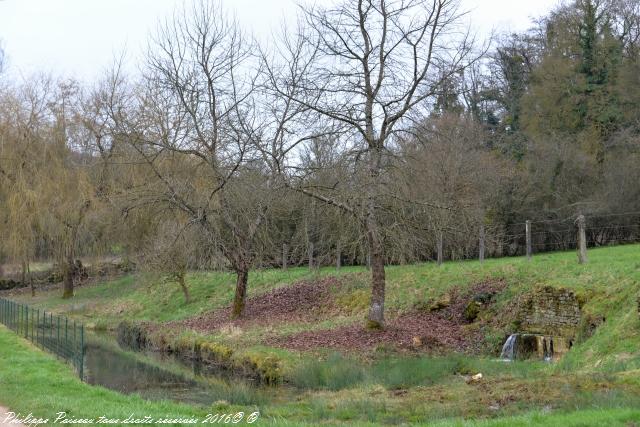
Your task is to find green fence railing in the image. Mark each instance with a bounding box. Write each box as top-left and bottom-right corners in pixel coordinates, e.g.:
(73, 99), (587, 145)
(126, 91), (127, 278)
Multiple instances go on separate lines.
(0, 297), (84, 379)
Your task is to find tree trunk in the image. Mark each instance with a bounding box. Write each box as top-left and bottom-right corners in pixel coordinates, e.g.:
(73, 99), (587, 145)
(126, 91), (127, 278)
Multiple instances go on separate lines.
(62, 201), (90, 299)
(366, 231), (386, 330)
(232, 267), (249, 319)
(365, 146), (386, 329)
(23, 260), (35, 297)
(21, 260), (27, 286)
(282, 244), (288, 271)
(308, 242), (314, 271)
(62, 255), (74, 299)
(177, 272), (191, 304)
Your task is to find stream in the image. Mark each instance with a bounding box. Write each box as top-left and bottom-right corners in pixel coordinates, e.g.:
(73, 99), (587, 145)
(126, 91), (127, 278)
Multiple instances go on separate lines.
(83, 332), (266, 406)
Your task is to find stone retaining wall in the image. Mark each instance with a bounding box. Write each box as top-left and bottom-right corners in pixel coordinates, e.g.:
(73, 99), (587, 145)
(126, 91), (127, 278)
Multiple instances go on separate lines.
(518, 286), (581, 338)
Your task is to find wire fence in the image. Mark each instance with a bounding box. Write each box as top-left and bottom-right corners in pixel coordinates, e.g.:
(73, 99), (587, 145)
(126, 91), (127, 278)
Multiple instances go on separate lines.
(461, 211), (639, 260)
(282, 210), (640, 267)
(0, 298), (84, 380)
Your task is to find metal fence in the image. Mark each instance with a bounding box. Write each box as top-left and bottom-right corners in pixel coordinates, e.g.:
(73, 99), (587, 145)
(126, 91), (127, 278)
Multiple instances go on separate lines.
(0, 297), (84, 379)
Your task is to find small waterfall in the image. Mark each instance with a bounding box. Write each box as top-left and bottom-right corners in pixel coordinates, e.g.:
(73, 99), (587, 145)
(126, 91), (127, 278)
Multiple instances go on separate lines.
(542, 337), (554, 362)
(499, 334), (517, 361)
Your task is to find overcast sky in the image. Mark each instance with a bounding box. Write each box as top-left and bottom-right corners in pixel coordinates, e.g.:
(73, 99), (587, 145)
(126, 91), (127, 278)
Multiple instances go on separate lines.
(0, 0), (560, 81)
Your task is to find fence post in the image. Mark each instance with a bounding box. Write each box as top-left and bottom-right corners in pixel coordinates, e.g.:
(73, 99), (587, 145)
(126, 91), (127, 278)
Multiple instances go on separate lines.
(577, 214), (588, 264)
(437, 231), (444, 266)
(79, 325), (84, 381)
(336, 243), (341, 271)
(308, 242), (314, 271)
(36, 309), (40, 347)
(526, 220), (532, 261)
(282, 244), (288, 271)
(57, 316), (61, 356)
(40, 310), (43, 347)
(479, 225), (485, 263)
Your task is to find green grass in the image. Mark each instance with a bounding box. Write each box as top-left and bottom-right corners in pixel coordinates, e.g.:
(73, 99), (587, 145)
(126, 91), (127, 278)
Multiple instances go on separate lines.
(16, 245), (640, 330)
(11, 245), (640, 378)
(5, 244), (640, 425)
(16, 267), (363, 328)
(0, 326), (212, 425)
(433, 408), (640, 426)
(288, 353), (551, 391)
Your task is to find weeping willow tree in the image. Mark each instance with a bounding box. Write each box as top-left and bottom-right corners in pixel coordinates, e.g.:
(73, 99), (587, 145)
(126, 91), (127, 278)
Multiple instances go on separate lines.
(38, 92), (95, 299)
(0, 78), (96, 299)
(0, 80), (49, 295)
(5, 178), (40, 296)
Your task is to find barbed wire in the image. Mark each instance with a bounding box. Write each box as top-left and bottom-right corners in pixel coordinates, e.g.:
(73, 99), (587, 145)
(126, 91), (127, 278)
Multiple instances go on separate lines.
(508, 210), (640, 227)
(585, 224), (640, 231)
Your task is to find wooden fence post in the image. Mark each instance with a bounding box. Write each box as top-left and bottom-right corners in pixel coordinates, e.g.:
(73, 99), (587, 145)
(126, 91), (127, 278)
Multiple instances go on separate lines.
(282, 244), (288, 271)
(479, 225), (485, 263)
(526, 220), (532, 261)
(577, 214), (588, 264)
(437, 231), (444, 266)
(308, 242), (314, 271)
(336, 243), (341, 271)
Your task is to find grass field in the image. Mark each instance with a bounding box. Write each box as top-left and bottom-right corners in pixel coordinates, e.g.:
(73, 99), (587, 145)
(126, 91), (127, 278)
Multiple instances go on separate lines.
(2, 326), (640, 426)
(3, 244), (640, 425)
(14, 244), (640, 369)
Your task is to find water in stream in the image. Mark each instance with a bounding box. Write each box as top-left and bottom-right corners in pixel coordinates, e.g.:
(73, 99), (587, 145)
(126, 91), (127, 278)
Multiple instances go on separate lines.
(83, 333), (265, 406)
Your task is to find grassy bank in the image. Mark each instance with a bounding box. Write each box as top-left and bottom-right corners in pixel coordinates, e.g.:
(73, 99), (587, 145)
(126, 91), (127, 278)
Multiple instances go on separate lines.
(2, 326), (640, 426)
(4, 244), (640, 425)
(0, 326), (210, 424)
(14, 245), (640, 368)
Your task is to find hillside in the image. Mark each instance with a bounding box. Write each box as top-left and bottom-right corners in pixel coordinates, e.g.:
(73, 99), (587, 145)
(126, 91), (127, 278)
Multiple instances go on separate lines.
(4, 244), (640, 425)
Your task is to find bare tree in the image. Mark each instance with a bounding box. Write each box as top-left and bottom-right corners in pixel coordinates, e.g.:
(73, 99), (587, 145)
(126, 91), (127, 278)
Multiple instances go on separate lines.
(275, 0), (476, 328)
(139, 218), (202, 304)
(106, 1), (320, 318)
(396, 113), (502, 261)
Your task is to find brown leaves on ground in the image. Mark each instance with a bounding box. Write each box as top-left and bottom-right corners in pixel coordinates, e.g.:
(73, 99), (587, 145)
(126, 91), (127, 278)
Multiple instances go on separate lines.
(175, 276), (507, 353)
(266, 279), (507, 352)
(266, 311), (472, 352)
(177, 277), (340, 333)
